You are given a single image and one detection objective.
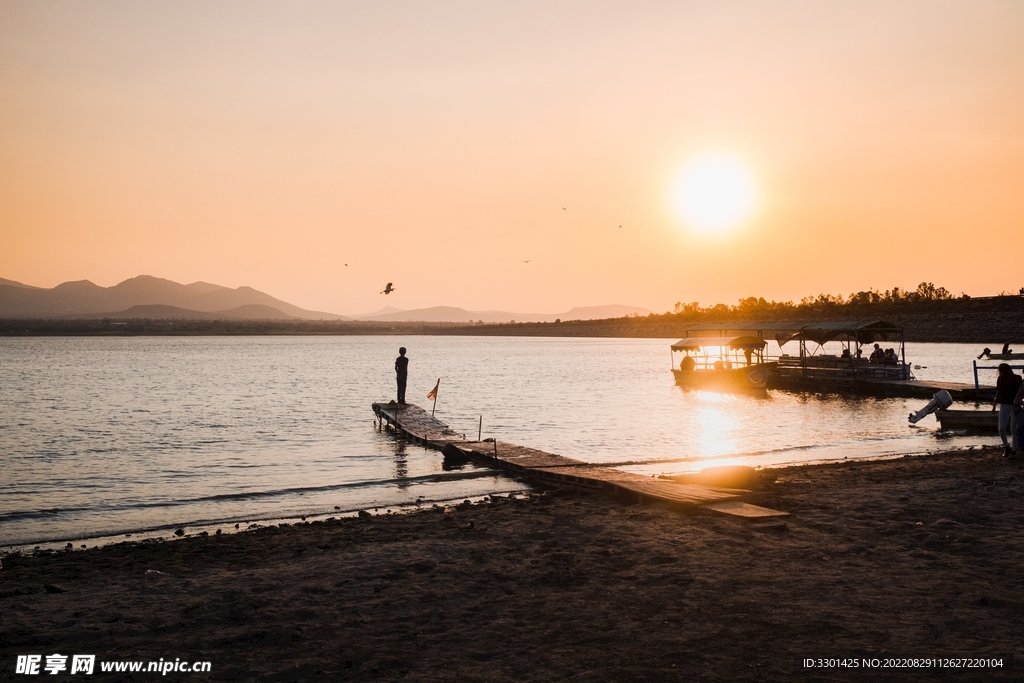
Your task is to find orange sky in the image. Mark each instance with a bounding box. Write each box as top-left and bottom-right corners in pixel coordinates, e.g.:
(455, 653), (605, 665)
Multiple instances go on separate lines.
(2, 1), (1023, 315)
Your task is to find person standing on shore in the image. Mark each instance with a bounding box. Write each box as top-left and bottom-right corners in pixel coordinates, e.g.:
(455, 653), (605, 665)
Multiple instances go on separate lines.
(395, 347), (409, 405)
(1014, 380), (1024, 456)
(992, 363), (1022, 457)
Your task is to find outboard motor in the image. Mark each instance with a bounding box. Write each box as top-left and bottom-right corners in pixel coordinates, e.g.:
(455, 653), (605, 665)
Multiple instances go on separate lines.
(908, 390), (953, 424)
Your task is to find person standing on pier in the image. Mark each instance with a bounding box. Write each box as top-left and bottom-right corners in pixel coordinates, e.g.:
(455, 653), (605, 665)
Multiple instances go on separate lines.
(395, 347), (409, 405)
(992, 363), (1022, 457)
(393, 348), (409, 405)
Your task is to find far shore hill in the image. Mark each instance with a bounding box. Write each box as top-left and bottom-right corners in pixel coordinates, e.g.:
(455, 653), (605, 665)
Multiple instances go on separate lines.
(0, 275), (649, 323)
(3, 276), (1024, 343)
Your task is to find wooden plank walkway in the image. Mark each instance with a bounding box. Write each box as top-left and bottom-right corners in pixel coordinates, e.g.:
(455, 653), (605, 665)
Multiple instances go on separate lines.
(769, 376), (989, 400)
(862, 379), (989, 400)
(372, 401), (786, 515)
(373, 402), (468, 446)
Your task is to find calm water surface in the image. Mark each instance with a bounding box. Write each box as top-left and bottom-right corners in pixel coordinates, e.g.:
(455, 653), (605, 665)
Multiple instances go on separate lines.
(0, 336), (997, 546)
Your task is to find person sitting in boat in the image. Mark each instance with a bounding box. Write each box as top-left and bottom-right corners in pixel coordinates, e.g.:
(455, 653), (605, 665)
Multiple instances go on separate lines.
(869, 344), (884, 363)
(883, 348), (899, 365)
(841, 348), (851, 359)
(713, 360), (725, 371)
(978, 347), (992, 360)
(1002, 343), (1013, 356)
(680, 355), (696, 372)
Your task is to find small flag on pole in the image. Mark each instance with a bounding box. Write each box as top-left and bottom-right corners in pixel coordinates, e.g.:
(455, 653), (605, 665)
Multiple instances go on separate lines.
(427, 378), (440, 415)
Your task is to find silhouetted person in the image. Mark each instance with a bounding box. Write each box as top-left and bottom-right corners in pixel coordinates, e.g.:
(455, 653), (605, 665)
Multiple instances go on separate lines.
(869, 343), (884, 363)
(1014, 380), (1024, 456)
(978, 347), (992, 360)
(841, 348), (851, 359)
(993, 363), (1022, 457)
(395, 347), (409, 404)
(1002, 343), (1013, 355)
(744, 348), (753, 366)
(680, 355), (696, 372)
(1007, 382), (1024, 456)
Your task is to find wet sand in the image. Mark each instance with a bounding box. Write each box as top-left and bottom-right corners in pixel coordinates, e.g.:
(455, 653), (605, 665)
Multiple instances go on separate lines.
(2, 446), (1022, 682)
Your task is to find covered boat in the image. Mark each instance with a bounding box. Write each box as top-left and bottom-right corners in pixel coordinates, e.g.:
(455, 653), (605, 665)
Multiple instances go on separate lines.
(680, 319), (916, 395)
(769, 320), (912, 386)
(670, 336), (776, 390)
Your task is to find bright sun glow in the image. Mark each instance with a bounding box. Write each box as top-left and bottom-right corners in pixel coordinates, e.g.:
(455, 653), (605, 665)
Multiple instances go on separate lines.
(672, 154), (758, 233)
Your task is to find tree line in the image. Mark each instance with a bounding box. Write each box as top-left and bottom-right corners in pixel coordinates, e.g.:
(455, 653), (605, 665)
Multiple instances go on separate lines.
(669, 282), (1016, 321)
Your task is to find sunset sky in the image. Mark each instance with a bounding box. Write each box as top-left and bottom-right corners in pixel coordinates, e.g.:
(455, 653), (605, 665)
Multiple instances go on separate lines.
(2, 1), (1023, 315)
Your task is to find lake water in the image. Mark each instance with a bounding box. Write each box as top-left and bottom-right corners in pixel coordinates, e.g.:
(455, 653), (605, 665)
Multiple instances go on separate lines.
(0, 336), (998, 548)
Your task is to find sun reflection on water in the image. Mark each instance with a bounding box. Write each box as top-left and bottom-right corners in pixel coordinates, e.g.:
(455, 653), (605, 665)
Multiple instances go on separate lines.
(693, 406), (740, 458)
(694, 390), (736, 403)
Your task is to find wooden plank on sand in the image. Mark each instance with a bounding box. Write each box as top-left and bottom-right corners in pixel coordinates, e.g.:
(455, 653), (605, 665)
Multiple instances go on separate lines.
(704, 501), (790, 517)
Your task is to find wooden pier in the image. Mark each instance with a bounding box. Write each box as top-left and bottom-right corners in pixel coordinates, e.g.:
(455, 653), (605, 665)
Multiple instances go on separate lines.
(768, 376), (989, 400)
(372, 401), (787, 517)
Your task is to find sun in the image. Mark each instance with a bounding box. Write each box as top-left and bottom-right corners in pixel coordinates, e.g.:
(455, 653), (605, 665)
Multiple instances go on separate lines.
(671, 154), (758, 234)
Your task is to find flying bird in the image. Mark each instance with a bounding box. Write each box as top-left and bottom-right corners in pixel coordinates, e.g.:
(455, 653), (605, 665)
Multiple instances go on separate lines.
(522, 260), (532, 263)
(561, 207), (567, 210)
(380, 282), (395, 295)
(618, 225), (622, 229)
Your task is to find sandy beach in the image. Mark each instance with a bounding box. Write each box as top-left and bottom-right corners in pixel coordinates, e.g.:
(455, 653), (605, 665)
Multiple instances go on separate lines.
(2, 446), (1022, 682)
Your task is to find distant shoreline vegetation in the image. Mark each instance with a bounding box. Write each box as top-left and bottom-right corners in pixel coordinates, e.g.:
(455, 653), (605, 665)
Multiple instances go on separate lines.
(2, 283), (1022, 344)
(671, 281), (964, 318)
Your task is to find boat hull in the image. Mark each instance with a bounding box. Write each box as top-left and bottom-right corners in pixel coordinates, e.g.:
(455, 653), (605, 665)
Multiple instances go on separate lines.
(934, 409), (999, 431)
(673, 362), (776, 390)
(982, 353), (1024, 361)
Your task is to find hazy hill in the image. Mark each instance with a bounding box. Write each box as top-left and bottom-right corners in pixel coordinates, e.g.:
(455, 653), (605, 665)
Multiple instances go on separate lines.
(559, 305), (653, 320)
(0, 274), (652, 322)
(0, 277), (41, 289)
(86, 304), (297, 320)
(351, 304), (651, 323)
(0, 275), (345, 319)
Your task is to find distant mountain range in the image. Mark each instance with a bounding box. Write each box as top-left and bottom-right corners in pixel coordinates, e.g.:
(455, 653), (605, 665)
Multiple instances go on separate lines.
(0, 275), (652, 322)
(0, 276), (345, 320)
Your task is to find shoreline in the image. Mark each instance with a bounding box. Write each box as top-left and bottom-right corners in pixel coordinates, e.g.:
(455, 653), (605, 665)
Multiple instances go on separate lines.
(3, 445), (1021, 682)
(3, 308), (1024, 344)
(3, 444), (991, 554)
(0, 490), (530, 558)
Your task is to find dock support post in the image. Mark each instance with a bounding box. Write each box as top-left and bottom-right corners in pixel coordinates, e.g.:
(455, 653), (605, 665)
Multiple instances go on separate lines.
(478, 415), (482, 441)
(974, 360), (980, 406)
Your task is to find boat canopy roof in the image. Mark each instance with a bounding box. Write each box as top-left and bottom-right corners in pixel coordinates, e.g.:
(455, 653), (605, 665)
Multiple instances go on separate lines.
(682, 320), (904, 346)
(671, 335), (766, 351)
